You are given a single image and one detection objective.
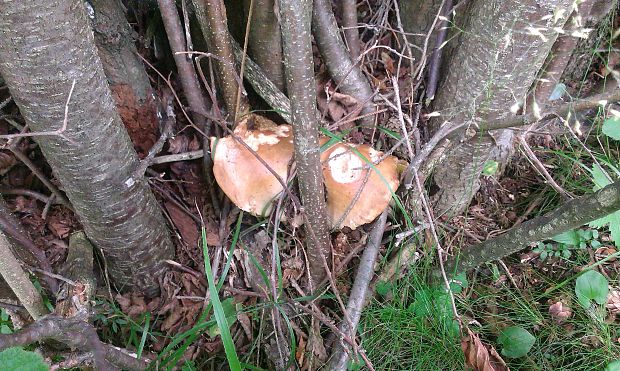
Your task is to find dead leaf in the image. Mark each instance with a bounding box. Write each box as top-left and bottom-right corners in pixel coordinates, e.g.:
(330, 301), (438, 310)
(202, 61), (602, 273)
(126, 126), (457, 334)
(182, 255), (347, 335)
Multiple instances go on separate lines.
(165, 201), (198, 247)
(461, 328), (509, 371)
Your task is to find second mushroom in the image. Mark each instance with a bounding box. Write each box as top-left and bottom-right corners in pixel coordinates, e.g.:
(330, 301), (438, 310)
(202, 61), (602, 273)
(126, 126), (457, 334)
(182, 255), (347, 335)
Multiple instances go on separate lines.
(212, 119), (401, 229)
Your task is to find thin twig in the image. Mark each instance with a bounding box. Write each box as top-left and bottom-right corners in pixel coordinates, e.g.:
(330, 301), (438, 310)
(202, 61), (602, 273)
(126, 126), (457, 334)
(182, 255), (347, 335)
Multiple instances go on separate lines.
(0, 80), (76, 143)
(329, 210), (388, 371)
(518, 136), (573, 200)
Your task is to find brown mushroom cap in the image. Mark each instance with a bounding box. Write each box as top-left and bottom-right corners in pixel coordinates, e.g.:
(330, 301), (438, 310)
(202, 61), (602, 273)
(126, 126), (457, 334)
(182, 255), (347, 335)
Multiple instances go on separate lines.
(212, 123), (294, 216)
(321, 142), (400, 229)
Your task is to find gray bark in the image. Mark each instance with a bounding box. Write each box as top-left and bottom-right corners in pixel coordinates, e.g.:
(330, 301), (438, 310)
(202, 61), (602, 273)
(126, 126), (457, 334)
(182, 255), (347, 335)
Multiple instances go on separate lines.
(244, 0), (286, 92)
(340, 0), (360, 60)
(329, 210), (387, 371)
(90, 0), (159, 156)
(445, 178), (620, 275)
(90, 0), (153, 103)
(536, 0), (615, 102)
(430, 0), (573, 217)
(279, 0), (331, 289)
(0, 0), (174, 295)
(0, 231), (47, 320)
(312, 0), (376, 121)
(193, 0), (249, 119)
(399, 0), (444, 63)
(232, 40), (292, 123)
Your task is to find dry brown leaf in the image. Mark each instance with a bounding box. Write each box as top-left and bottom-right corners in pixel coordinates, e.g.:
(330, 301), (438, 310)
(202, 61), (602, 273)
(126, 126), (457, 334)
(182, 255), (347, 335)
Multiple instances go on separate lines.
(168, 135), (189, 154)
(0, 152), (15, 174)
(461, 329), (509, 371)
(608, 289), (620, 316)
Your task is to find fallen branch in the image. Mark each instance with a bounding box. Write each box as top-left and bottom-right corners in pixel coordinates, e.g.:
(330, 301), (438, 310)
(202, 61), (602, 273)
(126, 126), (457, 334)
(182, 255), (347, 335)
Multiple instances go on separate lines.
(443, 178), (620, 276)
(0, 314), (146, 371)
(231, 40), (292, 123)
(0, 230), (48, 320)
(483, 88), (620, 132)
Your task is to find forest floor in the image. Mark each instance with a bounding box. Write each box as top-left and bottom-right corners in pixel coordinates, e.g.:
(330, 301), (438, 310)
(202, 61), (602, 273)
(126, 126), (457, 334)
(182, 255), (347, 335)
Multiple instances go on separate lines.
(1, 3), (620, 371)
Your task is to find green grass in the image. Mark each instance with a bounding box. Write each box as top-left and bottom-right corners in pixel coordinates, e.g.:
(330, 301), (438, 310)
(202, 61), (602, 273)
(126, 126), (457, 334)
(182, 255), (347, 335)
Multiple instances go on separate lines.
(360, 265), (465, 370)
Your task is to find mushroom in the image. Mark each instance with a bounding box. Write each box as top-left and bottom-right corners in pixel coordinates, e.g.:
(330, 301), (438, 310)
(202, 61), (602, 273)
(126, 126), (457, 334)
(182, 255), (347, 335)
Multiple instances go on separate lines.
(212, 119), (401, 229)
(211, 121), (294, 216)
(321, 142), (400, 229)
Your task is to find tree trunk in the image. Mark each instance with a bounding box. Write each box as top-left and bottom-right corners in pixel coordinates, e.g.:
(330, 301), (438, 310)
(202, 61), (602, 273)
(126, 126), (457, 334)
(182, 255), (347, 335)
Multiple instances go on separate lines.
(312, 0), (376, 122)
(429, 0), (573, 217)
(0, 230), (48, 320)
(399, 0), (444, 63)
(244, 0), (286, 92)
(90, 0), (160, 157)
(0, 0), (174, 295)
(193, 0), (250, 120)
(279, 0), (331, 289)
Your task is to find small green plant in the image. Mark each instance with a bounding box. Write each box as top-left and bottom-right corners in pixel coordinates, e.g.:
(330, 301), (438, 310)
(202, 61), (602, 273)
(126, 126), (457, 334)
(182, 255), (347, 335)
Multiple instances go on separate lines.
(0, 309), (13, 334)
(497, 326), (536, 358)
(533, 229), (601, 260)
(588, 163), (620, 246)
(575, 270), (609, 309)
(0, 347), (48, 370)
(606, 360), (620, 371)
(482, 160), (499, 176)
(602, 115), (620, 141)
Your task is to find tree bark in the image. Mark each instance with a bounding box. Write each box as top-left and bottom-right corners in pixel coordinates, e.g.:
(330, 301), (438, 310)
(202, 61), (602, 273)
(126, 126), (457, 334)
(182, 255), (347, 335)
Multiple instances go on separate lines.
(445, 178), (620, 275)
(0, 0), (174, 295)
(90, 0), (160, 157)
(193, 0), (250, 120)
(340, 0), (360, 60)
(399, 0), (444, 63)
(244, 0), (286, 92)
(429, 0), (573, 217)
(312, 0), (376, 122)
(0, 231), (48, 320)
(279, 0), (331, 289)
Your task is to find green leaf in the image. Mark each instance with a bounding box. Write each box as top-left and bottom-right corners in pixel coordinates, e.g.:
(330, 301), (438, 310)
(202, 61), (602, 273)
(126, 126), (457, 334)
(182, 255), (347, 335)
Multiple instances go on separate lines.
(375, 281), (392, 297)
(606, 360), (620, 371)
(602, 116), (620, 140)
(1, 324), (12, 334)
(482, 160), (499, 176)
(588, 211), (620, 246)
(201, 227), (242, 371)
(207, 298), (238, 338)
(590, 163), (612, 190)
(449, 272), (468, 294)
(575, 270), (609, 308)
(497, 326), (535, 358)
(551, 230), (580, 245)
(0, 347), (48, 371)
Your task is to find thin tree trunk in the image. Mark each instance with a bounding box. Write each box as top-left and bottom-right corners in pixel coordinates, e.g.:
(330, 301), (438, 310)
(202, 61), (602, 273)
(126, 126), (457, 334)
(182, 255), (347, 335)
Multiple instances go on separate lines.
(0, 0), (174, 295)
(279, 0), (331, 289)
(444, 178), (620, 275)
(193, 0), (250, 120)
(244, 0), (286, 92)
(232, 40), (292, 123)
(429, 0), (573, 217)
(340, 0), (360, 60)
(0, 231), (47, 320)
(90, 0), (160, 157)
(312, 0), (375, 122)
